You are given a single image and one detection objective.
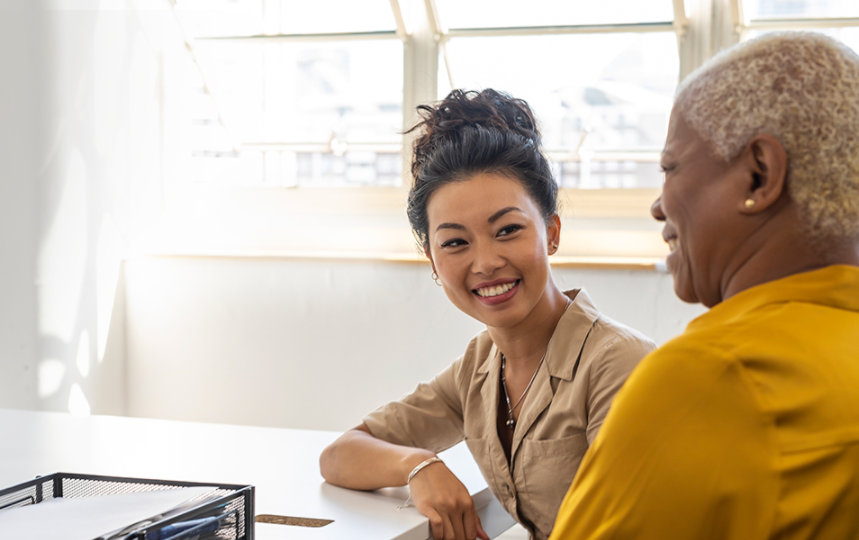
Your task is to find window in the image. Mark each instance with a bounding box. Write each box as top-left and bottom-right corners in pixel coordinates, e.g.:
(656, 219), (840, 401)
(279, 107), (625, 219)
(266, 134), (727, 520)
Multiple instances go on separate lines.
(440, 31), (677, 189)
(435, 0), (679, 190)
(156, 0), (857, 260)
(738, 0), (859, 50)
(172, 0), (403, 188)
(170, 0), (681, 191)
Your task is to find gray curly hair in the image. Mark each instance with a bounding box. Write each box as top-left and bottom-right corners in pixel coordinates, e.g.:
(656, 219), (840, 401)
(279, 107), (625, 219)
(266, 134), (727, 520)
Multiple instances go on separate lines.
(674, 31), (859, 241)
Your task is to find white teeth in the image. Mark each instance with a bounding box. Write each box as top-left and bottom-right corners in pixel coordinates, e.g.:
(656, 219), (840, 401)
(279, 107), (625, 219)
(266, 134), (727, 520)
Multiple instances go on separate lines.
(476, 281), (516, 297)
(667, 238), (678, 251)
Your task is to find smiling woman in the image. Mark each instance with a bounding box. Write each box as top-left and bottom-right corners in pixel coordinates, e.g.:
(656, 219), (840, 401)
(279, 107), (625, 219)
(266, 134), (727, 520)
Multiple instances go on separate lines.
(653, 111), (748, 307)
(550, 32), (859, 539)
(425, 172), (559, 331)
(318, 89), (655, 540)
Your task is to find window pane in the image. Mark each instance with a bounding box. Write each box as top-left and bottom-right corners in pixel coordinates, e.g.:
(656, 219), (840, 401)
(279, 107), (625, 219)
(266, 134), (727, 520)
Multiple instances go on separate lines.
(174, 0), (396, 37)
(436, 0), (675, 28)
(745, 27), (859, 53)
(194, 39), (402, 143)
(185, 39), (403, 186)
(554, 158), (663, 188)
(744, 0), (859, 19)
(293, 150), (402, 186)
(442, 32), (677, 188)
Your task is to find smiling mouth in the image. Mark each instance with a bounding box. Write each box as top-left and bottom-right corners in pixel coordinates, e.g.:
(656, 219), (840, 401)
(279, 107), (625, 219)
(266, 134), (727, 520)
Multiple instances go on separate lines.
(474, 280), (519, 298)
(667, 238), (678, 251)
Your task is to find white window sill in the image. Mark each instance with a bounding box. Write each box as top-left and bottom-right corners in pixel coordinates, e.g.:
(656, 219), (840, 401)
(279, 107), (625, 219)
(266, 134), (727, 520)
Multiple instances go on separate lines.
(131, 184), (667, 270)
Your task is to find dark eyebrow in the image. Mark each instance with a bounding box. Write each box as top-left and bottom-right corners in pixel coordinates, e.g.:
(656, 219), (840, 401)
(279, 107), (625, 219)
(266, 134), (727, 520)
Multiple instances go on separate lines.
(488, 207), (523, 223)
(434, 207), (523, 233)
(435, 222), (466, 232)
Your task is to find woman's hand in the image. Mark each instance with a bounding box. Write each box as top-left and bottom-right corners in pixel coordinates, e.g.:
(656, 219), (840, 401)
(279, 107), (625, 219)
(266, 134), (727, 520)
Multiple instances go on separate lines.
(408, 460), (489, 540)
(320, 425), (488, 539)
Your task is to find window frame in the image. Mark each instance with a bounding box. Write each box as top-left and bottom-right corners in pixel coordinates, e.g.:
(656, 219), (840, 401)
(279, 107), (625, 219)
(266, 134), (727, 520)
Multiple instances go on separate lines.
(157, 0), (859, 264)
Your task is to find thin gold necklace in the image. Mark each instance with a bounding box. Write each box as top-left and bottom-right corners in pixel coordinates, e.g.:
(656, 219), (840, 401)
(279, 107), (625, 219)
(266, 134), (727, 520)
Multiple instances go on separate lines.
(498, 296), (571, 430)
(500, 352), (545, 429)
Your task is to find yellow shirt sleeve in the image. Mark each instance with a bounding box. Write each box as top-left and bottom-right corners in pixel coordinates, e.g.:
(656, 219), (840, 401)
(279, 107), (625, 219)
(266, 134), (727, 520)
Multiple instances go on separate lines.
(550, 339), (779, 539)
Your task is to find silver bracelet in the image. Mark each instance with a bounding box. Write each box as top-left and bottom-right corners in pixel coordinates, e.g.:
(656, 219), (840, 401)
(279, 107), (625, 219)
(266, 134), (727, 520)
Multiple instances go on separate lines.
(406, 456), (443, 484)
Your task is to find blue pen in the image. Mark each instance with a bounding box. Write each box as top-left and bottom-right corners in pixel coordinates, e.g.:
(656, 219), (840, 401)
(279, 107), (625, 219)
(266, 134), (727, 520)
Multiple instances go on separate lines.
(151, 514), (223, 540)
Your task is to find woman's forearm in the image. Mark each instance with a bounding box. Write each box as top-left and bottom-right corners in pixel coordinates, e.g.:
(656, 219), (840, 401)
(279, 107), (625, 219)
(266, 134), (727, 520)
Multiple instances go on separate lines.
(319, 423), (436, 490)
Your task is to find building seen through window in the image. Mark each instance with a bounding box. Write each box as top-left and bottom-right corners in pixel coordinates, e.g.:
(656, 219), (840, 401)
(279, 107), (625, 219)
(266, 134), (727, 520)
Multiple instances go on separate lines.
(171, 0), (859, 191)
(172, 0), (678, 189)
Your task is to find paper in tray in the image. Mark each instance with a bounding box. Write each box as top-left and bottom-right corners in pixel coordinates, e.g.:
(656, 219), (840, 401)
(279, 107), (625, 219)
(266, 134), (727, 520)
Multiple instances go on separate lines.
(0, 472), (254, 540)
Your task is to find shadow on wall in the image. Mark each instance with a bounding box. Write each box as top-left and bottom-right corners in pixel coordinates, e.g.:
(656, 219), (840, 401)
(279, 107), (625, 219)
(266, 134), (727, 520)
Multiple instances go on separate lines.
(29, 4), (168, 415)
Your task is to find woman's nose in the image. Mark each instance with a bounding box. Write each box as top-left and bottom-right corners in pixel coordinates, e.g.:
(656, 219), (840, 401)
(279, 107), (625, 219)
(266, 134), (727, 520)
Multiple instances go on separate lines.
(471, 240), (504, 275)
(651, 195), (666, 222)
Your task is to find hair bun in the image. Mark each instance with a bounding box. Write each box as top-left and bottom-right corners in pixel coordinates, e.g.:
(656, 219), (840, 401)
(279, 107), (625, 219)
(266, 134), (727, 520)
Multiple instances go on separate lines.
(409, 89), (540, 178)
(405, 88), (557, 248)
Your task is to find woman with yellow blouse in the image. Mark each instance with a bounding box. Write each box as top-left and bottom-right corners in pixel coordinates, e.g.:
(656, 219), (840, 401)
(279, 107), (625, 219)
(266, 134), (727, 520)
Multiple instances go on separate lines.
(550, 32), (859, 539)
(319, 89), (654, 540)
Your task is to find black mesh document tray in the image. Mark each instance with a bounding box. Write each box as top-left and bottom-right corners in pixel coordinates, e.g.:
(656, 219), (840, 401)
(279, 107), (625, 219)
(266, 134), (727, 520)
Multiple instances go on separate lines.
(0, 472), (254, 540)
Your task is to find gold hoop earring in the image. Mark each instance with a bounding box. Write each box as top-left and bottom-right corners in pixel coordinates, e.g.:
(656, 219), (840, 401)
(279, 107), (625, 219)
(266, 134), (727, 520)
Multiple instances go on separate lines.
(431, 270), (441, 286)
(744, 198), (755, 209)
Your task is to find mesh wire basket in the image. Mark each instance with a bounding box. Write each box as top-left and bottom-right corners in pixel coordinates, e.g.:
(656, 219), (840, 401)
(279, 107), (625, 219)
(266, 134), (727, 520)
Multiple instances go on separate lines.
(0, 472), (254, 540)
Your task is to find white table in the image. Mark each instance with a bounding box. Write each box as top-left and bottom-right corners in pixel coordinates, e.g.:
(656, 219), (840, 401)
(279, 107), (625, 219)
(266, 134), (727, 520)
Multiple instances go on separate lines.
(0, 408), (515, 539)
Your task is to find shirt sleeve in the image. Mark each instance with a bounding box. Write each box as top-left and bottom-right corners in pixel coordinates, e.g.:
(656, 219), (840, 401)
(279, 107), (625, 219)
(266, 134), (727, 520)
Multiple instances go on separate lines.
(363, 357), (466, 454)
(550, 339), (778, 539)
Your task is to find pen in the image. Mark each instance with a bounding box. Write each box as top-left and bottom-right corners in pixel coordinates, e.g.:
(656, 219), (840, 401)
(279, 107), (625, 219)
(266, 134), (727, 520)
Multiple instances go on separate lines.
(150, 514), (226, 540)
(97, 498), (227, 540)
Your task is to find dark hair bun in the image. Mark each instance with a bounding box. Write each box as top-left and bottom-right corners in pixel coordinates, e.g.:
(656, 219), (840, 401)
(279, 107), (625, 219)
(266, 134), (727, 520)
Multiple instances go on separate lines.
(410, 89), (540, 179)
(405, 88), (556, 249)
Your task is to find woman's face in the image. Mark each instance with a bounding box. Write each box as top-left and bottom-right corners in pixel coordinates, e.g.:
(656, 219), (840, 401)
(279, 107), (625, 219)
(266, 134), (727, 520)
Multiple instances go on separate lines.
(652, 109), (748, 307)
(425, 172), (559, 329)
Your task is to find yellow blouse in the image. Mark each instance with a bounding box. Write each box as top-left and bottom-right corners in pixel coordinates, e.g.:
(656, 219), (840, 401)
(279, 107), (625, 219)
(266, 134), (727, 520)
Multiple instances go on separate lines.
(550, 265), (859, 539)
(364, 289), (654, 539)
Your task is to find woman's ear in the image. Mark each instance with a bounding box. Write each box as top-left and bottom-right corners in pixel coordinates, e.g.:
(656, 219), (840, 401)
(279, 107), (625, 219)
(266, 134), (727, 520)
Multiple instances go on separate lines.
(546, 214), (561, 255)
(424, 245), (436, 271)
(740, 134), (788, 214)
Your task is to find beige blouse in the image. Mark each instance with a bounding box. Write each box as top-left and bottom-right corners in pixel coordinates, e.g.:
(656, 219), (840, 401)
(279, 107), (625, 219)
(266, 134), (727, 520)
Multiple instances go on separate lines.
(364, 289), (655, 539)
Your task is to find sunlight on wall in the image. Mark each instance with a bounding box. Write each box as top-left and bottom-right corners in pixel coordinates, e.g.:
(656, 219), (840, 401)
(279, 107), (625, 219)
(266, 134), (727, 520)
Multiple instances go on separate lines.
(91, 8), (126, 157)
(37, 149), (87, 345)
(68, 383), (91, 416)
(97, 216), (122, 363)
(76, 329), (91, 378)
(38, 359), (66, 399)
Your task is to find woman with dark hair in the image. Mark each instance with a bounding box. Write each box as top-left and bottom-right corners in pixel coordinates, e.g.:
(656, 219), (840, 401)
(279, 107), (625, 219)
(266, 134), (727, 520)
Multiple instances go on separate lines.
(319, 89), (654, 540)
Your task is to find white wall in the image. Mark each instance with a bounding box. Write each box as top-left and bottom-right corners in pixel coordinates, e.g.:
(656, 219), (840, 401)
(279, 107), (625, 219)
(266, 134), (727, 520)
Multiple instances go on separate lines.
(124, 256), (704, 431)
(0, 0), (179, 415)
(0, 1), (40, 410)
